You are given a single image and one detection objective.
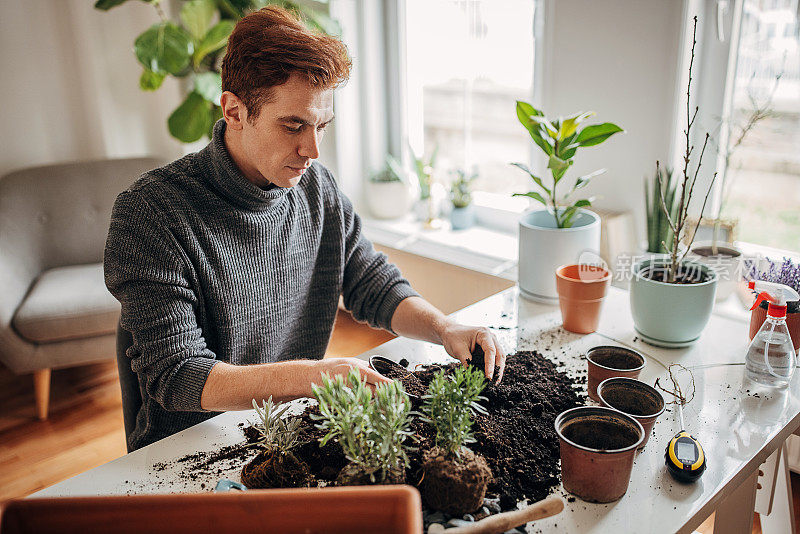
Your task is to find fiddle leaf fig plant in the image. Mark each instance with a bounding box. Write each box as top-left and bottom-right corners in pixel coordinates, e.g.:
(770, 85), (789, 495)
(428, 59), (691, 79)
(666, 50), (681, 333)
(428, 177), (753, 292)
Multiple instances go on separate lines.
(512, 102), (624, 228)
(95, 0), (339, 143)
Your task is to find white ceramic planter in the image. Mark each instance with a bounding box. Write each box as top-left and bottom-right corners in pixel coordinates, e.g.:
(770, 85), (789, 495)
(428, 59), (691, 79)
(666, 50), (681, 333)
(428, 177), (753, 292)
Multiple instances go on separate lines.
(688, 241), (742, 302)
(365, 180), (417, 220)
(518, 209), (601, 302)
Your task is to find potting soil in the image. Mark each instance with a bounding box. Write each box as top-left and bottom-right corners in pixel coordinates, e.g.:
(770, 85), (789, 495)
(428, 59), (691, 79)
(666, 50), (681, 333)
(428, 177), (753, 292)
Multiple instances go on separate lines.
(157, 350), (583, 512)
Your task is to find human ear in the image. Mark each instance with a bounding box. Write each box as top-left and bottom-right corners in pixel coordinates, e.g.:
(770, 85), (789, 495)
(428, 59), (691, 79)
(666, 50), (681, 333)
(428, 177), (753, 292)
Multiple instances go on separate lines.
(220, 91), (246, 130)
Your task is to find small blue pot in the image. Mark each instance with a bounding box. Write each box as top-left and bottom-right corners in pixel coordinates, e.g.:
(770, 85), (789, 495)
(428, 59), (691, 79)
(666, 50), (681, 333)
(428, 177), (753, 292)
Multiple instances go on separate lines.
(629, 258), (717, 347)
(450, 205), (475, 230)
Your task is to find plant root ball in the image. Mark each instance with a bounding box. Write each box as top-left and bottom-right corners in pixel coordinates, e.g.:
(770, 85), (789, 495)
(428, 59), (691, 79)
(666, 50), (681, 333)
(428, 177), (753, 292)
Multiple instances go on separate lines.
(421, 447), (492, 515)
(336, 462), (406, 486)
(241, 450), (312, 489)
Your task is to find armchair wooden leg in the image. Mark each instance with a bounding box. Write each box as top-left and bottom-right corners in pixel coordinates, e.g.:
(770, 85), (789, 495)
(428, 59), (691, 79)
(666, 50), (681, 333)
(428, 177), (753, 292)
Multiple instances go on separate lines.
(33, 368), (51, 420)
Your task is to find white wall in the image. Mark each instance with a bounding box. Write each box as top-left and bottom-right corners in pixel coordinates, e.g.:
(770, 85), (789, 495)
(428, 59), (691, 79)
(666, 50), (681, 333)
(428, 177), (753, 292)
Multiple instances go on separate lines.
(540, 0), (685, 245)
(1, 1), (188, 177)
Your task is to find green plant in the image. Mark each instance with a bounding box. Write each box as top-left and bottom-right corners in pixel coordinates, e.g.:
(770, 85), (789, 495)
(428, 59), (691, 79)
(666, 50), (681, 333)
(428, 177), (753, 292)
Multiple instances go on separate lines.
(450, 170), (476, 209)
(251, 397), (303, 454)
(409, 143), (439, 200)
(655, 16), (717, 283)
(512, 104), (623, 228)
(420, 366), (487, 460)
(311, 369), (413, 483)
(370, 154), (408, 183)
(95, 0), (339, 143)
(645, 166), (679, 254)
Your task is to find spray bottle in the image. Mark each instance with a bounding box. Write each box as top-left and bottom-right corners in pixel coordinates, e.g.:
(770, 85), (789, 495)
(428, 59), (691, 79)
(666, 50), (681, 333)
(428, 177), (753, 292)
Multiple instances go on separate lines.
(745, 281), (800, 387)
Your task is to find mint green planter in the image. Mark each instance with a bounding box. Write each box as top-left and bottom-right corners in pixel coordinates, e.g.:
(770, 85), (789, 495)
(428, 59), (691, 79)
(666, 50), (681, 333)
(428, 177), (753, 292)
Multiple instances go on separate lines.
(630, 258), (718, 348)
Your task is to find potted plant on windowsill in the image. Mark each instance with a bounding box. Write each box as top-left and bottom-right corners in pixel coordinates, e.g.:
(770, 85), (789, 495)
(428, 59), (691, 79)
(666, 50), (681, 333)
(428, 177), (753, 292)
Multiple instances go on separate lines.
(449, 169), (476, 230)
(630, 16), (719, 348)
(512, 104), (623, 302)
(365, 155), (419, 220)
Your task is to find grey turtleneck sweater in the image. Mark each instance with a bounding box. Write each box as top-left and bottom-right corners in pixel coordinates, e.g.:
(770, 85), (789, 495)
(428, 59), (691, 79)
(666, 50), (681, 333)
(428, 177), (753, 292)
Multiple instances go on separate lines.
(105, 120), (418, 451)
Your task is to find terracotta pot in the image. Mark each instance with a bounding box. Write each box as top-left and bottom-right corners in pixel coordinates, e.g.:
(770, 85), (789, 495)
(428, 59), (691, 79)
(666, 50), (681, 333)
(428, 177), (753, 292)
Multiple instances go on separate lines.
(597, 377), (665, 449)
(555, 264), (611, 334)
(749, 300), (800, 351)
(555, 406), (644, 503)
(586, 346), (645, 402)
(0, 486), (423, 534)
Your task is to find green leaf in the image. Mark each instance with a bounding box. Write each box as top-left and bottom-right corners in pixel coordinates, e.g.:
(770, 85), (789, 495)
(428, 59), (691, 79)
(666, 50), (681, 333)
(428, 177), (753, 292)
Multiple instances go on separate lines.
(139, 69), (166, 91)
(94, 0), (130, 10)
(181, 0), (216, 42)
(573, 198), (593, 208)
(510, 162), (551, 195)
(194, 20), (235, 66)
(558, 111), (595, 139)
(194, 71), (222, 103)
(547, 154), (572, 183)
(575, 122), (624, 147)
(529, 116), (558, 138)
(515, 101), (543, 126)
(135, 23), (194, 75)
(216, 0), (251, 18)
(569, 168), (605, 196)
(512, 192), (547, 206)
(208, 105), (223, 139)
(168, 91), (214, 143)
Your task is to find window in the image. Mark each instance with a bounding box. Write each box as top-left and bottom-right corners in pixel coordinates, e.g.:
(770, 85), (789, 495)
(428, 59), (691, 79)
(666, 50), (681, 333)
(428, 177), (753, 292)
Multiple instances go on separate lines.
(402, 0), (537, 196)
(721, 0), (800, 253)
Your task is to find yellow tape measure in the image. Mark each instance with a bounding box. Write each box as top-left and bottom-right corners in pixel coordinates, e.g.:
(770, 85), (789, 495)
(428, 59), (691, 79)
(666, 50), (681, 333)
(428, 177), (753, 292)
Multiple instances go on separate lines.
(665, 430), (706, 482)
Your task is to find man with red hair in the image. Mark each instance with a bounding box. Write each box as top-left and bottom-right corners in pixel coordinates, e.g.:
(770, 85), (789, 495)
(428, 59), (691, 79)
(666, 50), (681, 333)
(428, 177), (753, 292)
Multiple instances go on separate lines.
(105, 6), (505, 451)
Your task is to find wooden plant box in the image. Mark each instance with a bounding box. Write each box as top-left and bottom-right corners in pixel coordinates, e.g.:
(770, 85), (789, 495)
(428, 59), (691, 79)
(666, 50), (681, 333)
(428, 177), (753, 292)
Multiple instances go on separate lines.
(0, 485), (422, 534)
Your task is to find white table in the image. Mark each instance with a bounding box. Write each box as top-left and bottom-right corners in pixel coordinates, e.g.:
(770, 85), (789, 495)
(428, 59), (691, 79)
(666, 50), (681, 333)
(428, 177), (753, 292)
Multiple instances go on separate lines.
(34, 287), (800, 533)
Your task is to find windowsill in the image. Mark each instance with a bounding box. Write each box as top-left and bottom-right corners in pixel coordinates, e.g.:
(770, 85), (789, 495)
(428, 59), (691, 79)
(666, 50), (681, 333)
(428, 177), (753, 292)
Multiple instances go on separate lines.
(362, 214), (518, 281)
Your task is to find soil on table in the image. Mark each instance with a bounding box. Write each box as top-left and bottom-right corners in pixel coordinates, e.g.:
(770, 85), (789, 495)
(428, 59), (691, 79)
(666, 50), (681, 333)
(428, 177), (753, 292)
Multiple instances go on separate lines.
(162, 350), (583, 513)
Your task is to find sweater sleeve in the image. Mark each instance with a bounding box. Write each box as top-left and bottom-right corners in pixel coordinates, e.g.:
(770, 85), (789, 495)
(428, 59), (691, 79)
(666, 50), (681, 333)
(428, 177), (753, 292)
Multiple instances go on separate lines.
(104, 189), (218, 412)
(336, 184), (419, 332)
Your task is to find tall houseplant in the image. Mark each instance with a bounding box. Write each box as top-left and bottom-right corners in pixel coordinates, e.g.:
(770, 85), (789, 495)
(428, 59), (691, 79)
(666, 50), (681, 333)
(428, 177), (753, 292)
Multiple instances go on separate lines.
(95, 0), (339, 143)
(644, 166), (679, 255)
(512, 105), (623, 301)
(630, 16), (719, 348)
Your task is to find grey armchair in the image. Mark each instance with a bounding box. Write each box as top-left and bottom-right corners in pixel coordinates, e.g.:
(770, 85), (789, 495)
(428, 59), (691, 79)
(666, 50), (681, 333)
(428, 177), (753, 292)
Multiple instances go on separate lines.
(0, 157), (165, 419)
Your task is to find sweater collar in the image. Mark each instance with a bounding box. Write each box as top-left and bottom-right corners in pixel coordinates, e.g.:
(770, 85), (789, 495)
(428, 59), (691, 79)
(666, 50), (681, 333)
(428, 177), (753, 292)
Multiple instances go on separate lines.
(199, 119), (290, 211)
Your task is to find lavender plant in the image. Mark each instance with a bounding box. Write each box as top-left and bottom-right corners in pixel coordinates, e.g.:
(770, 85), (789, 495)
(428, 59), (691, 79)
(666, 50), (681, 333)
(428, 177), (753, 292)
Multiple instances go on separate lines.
(420, 366), (488, 460)
(745, 257), (800, 293)
(311, 369), (413, 484)
(251, 397), (303, 455)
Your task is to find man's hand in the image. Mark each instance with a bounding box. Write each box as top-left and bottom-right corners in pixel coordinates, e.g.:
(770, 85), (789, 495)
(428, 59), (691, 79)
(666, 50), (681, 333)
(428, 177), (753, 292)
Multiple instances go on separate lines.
(391, 296), (508, 383)
(439, 323), (506, 383)
(308, 357), (391, 394)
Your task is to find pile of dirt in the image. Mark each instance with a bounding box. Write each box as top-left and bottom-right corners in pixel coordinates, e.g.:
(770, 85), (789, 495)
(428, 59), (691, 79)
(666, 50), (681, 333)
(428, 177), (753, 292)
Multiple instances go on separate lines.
(163, 350), (583, 510)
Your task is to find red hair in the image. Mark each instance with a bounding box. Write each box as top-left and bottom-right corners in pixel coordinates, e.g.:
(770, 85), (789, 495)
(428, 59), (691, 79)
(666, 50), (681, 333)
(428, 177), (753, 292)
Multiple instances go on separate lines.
(221, 6), (352, 121)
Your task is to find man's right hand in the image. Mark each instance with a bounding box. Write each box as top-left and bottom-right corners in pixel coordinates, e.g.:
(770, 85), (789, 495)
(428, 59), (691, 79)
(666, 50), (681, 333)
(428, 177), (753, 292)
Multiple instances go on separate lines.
(307, 357), (390, 395)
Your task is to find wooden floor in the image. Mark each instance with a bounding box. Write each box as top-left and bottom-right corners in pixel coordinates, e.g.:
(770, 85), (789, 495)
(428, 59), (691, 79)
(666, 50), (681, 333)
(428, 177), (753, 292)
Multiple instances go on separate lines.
(0, 311), (798, 533)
